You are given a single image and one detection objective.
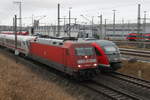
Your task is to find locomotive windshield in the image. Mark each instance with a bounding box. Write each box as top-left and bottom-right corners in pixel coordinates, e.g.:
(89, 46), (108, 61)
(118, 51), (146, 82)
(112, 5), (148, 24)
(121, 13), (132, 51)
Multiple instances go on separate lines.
(75, 47), (94, 56)
(103, 46), (118, 54)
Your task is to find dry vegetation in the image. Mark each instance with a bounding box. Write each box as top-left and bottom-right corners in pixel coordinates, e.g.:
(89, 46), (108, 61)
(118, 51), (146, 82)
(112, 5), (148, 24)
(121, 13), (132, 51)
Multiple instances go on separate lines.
(119, 45), (138, 49)
(118, 60), (150, 81)
(118, 44), (150, 80)
(0, 51), (79, 100)
(0, 49), (105, 100)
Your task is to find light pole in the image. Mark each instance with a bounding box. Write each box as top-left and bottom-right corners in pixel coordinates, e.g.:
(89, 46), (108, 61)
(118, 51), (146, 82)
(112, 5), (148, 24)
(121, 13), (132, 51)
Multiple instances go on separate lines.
(57, 3), (60, 37)
(143, 11), (147, 33)
(63, 16), (66, 33)
(68, 7), (72, 37)
(137, 4), (141, 36)
(32, 14), (34, 27)
(104, 19), (107, 39)
(122, 18), (124, 38)
(75, 18), (77, 24)
(14, 1), (22, 33)
(127, 20), (130, 33)
(113, 10), (116, 35)
(91, 16), (94, 37)
(98, 14), (102, 39)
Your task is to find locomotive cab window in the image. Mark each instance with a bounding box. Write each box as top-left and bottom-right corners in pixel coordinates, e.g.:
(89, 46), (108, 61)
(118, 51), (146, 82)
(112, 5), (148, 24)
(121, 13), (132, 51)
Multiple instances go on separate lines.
(103, 46), (118, 54)
(75, 47), (94, 56)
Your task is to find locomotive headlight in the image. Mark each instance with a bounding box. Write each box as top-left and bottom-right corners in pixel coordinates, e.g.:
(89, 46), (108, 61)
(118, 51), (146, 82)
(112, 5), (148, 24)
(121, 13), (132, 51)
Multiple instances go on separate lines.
(93, 63), (97, 66)
(78, 65), (81, 68)
(114, 58), (118, 61)
(85, 56), (88, 59)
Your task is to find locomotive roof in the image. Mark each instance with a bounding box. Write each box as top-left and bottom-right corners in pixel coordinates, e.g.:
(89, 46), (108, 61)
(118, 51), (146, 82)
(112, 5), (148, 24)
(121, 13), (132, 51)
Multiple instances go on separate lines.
(63, 41), (93, 48)
(34, 38), (64, 46)
(34, 37), (92, 47)
(94, 40), (116, 47)
(77, 38), (116, 46)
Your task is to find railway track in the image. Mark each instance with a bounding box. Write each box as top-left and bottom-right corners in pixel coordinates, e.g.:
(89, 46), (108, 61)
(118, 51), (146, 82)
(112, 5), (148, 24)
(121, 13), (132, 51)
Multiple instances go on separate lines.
(121, 55), (150, 63)
(109, 72), (150, 89)
(114, 41), (150, 49)
(119, 48), (150, 58)
(114, 41), (150, 45)
(81, 80), (141, 100)
(114, 40), (150, 44)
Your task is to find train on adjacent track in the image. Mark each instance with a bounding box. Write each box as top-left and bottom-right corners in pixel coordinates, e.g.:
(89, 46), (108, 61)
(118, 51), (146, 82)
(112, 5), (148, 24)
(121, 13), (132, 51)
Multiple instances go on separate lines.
(0, 34), (115, 80)
(126, 33), (150, 41)
(0, 31), (29, 35)
(78, 38), (122, 71)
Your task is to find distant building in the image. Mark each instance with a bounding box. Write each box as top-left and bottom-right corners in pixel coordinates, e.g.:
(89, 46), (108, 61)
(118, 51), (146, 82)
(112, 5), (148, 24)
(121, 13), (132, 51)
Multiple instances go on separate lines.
(1, 23), (150, 40)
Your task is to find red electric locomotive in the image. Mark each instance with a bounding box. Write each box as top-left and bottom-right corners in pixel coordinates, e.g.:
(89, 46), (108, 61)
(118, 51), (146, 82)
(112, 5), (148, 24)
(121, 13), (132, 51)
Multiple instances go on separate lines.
(29, 38), (100, 79)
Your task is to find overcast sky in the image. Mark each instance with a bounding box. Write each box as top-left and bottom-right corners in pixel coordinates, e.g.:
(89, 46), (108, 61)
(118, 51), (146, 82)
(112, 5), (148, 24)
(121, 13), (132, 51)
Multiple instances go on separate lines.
(0, 0), (150, 26)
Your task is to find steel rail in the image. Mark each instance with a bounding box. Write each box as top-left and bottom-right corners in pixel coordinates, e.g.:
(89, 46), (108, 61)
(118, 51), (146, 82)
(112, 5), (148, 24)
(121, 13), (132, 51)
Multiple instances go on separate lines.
(119, 48), (150, 57)
(81, 80), (141, 100)
(110, 72), (150, 89)
(119, 48), (150, 54)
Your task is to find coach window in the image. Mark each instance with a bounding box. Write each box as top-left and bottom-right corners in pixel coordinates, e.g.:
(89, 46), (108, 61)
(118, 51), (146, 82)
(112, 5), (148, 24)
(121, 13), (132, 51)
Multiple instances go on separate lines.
(59, 43), (63, 45)
(53, 42), (56, 45)
(94, 47), (101, 56)
(23, 42), (26, 45)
